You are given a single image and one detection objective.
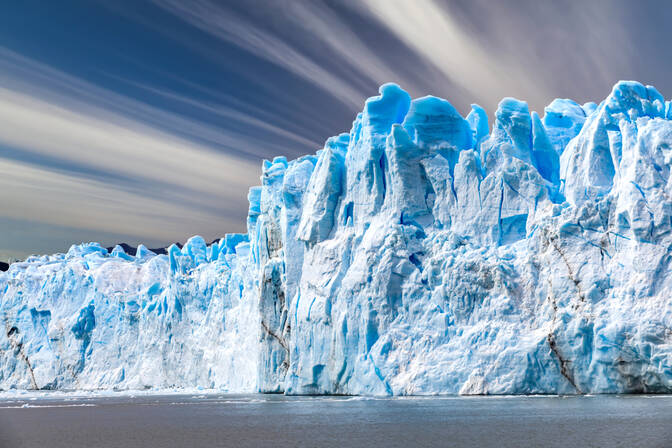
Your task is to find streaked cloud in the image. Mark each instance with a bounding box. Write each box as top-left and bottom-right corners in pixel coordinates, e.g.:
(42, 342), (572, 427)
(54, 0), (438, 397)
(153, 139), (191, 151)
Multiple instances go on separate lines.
(151, 0), (369, 110)
(0, 49), (314, 161)
(259, 1), (446, 98)
(150, 0), (648, 115)
(0, 48), (263, 260)
(0, 158), (244, 241)
(0, 86), (255, 197)
(358, 0), (548, 110)
(0, 0), (670, 260)
(357, 0), (638, 113)
(105, 76), (320, 150)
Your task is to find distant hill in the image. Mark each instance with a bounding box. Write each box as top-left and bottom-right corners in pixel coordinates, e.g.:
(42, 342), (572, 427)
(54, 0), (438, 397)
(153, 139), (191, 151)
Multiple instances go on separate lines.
(0, 242), (195, 270)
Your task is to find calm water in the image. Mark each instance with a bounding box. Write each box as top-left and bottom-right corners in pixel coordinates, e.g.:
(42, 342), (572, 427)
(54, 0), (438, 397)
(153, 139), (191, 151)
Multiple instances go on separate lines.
(0, 393), (670, 447)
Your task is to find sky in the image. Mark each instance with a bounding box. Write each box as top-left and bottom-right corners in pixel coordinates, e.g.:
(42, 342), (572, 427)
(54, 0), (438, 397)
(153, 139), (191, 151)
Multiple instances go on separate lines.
(2, 0), (672, 261)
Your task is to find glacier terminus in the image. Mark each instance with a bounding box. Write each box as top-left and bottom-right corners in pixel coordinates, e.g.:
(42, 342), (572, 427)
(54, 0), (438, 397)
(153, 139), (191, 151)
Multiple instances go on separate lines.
(2, 81), (672, 395)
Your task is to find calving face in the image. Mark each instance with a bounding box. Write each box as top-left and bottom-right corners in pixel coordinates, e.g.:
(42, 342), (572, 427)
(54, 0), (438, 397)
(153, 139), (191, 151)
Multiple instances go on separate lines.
(0, 238), (259, 392)
(2, 81), (672, 395)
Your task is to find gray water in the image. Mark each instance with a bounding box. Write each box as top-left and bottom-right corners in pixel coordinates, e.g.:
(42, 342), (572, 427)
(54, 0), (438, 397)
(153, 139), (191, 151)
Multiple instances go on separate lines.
(0, 394), (670, 448)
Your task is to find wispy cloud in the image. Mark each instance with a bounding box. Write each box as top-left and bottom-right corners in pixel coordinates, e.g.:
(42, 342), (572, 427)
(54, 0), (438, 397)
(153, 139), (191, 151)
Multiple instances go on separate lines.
(151, 0), (370, 110)
(150, 0), (642, 115)
(262, 1), (446, 98)
(358, 0), (549, 110)
(0, 48), (264, 259)
(0, 158), (244, 241)
(357, 0), (638, 113)
(0, 86), (256, 197)
(0, 49), (312, 160)
(105, 75), (321, 150)
(0, 0), (663, 260)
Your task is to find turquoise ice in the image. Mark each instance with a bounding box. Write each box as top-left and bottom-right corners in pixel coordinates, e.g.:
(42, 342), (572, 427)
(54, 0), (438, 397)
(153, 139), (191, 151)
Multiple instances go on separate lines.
(2, 81), (672, 395)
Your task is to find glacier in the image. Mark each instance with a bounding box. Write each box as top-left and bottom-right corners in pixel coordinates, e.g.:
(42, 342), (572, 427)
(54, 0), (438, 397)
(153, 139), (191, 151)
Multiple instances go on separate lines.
(2, 81), (672, 395)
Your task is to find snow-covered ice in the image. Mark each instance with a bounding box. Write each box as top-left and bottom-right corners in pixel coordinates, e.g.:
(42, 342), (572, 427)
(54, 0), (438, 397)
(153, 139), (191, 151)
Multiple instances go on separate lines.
(2, 81), (672, 395)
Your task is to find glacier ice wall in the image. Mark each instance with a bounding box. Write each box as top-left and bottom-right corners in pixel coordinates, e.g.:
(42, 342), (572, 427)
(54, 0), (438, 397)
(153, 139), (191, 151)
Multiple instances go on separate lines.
(2, 81), (672, 395)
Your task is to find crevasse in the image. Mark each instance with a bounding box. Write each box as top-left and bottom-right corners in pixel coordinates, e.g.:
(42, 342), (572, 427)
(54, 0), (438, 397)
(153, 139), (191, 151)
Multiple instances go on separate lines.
(2, 81), (672, 395)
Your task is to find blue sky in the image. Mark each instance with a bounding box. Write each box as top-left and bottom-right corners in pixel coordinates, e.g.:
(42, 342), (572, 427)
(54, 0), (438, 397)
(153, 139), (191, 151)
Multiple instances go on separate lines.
(2, 0), (672, 260)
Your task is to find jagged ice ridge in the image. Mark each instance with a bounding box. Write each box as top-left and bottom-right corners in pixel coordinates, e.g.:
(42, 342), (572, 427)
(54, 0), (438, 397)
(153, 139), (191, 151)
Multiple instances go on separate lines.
(2, 81), (672, 395)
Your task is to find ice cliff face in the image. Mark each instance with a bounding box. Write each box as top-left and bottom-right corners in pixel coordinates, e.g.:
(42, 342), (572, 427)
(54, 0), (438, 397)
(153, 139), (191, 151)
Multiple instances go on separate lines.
(2, 81), (672, 395)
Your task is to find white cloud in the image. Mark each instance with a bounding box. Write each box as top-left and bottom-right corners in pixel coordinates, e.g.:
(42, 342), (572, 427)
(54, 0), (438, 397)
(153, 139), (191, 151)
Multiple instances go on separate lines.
(0, 49), (265, 258)
(0, 48), (311, 159)
(273, 1), (444, 97)
(151, 0), (370, 110)
(106, 76), (321, 150)
(357, 0), (638, 113)
(0, 0), (651, 260)
(0, 86), (257, 197)
(0, 158), (244, 241)
(358, 0), (550, 111)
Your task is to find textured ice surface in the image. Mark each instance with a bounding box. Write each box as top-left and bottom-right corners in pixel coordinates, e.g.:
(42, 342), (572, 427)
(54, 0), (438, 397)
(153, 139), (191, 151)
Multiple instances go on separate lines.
(2, 81), (672, 395)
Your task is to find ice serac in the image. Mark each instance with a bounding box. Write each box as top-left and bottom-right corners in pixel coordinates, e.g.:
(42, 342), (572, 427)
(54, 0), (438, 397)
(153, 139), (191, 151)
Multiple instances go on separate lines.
(2, 80), (672, 395)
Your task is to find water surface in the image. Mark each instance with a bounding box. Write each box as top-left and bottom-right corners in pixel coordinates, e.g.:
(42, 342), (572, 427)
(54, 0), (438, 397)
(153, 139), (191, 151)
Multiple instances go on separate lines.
(0, 393), (670, 447)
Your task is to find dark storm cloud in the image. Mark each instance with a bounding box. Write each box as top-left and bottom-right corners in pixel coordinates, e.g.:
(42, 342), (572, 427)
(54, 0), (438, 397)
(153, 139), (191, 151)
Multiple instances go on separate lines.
(0, 0), (670, 260)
